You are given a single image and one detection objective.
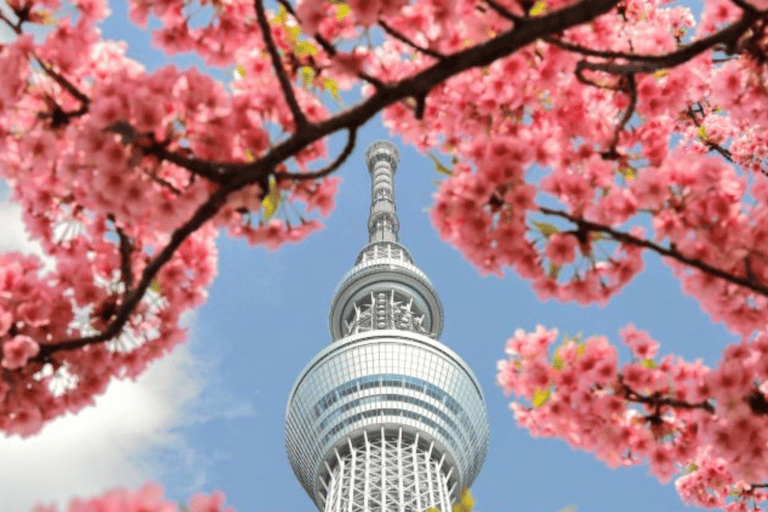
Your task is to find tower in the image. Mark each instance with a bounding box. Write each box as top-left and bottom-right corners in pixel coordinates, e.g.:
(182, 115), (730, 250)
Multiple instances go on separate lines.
(285, 141), (489, 512)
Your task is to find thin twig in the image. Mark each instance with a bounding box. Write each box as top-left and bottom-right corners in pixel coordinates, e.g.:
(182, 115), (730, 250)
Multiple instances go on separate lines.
(685, 106), (734, 162)
(574, 9), (758, 76)
(111, 220), (134, 291)
(379, 20), (446, 59)
(485, 0), (525, 23)
(604, 73), (636, 159)
(276, 127), (358, 181)
(539, 206), (768, 298)
(35, 58), (91, 107)
(254, 0), (308, 130)
(620, 378), (715, 414)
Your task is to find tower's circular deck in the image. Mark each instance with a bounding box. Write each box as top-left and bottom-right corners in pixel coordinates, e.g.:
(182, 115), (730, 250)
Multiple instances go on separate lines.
(285, 330), (489, 510)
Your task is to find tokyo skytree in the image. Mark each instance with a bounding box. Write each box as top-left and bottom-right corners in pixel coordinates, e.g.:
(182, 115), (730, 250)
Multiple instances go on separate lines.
(285, 141), (490, 512)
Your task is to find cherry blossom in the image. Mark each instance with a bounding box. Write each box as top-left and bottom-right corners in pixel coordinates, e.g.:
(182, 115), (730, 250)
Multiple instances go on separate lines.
(0, 0), (768, 510)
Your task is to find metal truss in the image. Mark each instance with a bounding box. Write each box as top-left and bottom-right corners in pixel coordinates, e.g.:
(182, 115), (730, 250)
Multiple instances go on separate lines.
(322, 427), (454, 512)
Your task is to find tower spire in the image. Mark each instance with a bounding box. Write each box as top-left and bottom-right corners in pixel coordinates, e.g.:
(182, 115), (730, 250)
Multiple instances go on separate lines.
(365, 141), (400, 243)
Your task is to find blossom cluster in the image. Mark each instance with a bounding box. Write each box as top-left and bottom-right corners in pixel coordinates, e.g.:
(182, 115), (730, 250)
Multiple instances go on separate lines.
(498, 325), (768, 509)
(1, 0), (768, 510)
(31, 483), (233, 512)
(0, 0), (345, 436)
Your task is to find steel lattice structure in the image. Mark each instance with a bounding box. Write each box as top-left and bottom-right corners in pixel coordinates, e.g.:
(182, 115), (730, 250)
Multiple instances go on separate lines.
(285, 141), (489, 512)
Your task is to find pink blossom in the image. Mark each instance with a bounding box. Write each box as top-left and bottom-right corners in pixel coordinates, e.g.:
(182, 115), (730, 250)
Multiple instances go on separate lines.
(2, 335), (39, 370)
(545, 233), (578, 265)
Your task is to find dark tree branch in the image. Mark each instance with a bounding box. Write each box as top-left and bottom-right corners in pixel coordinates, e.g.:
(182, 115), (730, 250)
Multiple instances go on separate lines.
(37, 181), (238, 359)
(546, 37), (657, 60)
(539, 206), (768, 298)
(0, 10), (21, 34)
(276, 127), (357, 181)
(378, 20), (446, 59)
(35, 58), (91, 107)
(109, 217), (135, 291)
(254, 0), (309, 130)
(619, 378), (716, 414)
(685, 106), (735, 163)
(574, 9), (759, 77)
(603, 73), (636, 159)
(484, 0), (525, 23)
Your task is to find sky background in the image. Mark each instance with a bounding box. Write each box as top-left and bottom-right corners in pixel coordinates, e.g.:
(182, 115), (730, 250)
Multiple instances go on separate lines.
(0, 2), (743, 512)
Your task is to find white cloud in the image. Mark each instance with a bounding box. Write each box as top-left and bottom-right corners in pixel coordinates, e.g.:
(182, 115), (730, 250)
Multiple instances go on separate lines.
(0, 345), (205, 512)
(0, 198), (208, 512)
(0, 201), (45, 256)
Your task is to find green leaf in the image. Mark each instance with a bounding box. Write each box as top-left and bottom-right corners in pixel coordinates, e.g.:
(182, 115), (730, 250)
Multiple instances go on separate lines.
(618, 166), (637, 180)
(271, 4), (287, 25)
(532, 387), (551, 407)
(235, 64), (246, 78)
(552, 348), (564, 371)
(641, 358), (656, 369)
(428, 152), (454, 176)
(294, 41), (318, 57)
(548, 263), (561, 280)
(452, 489), (474, 512)
(149, 279), (161, 294)
(533, 221), (559, 238)
(322, 77), (340, 100)
(299, 66), (316, 90)
(262, 176), (281, 220)
(529, 0), (547, 15)
(336, 3), (351, 20)
(697, 125), (707, 141)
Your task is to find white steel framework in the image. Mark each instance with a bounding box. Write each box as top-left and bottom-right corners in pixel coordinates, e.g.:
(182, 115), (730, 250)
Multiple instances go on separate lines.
(323, 427), (453, 512)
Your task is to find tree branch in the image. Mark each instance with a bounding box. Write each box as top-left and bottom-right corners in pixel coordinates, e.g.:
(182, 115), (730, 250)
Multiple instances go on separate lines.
(603, 73), (636, 159)
(254, 0), (309, 130)
(36, 0), (623, 360)
(539, 206), (768, 298)
(686, 106), (735, 163)
(108, 215), (134, 291)
(35, 57), (91, 108)
(619, 378), (716, 414)
(574, 8), (759, 77)
(276, 127), (357, 181)
(484, 0), (525, 24)
(378, 20), (446, 59)
(36, 181), (238, 359)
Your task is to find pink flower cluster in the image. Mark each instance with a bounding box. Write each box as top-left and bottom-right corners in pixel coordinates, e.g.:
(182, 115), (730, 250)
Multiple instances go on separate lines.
(32, 483), (233, 512)
(0, 0), (344, 436)
(498, 325), (768, 510)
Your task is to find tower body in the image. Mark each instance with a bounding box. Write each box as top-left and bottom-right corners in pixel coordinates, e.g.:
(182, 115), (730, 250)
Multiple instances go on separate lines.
(285, 142), (489, 512)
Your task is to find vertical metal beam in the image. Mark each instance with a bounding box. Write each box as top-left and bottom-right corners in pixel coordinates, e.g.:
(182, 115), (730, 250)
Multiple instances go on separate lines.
(363, 430), (370, 512)
(348, 438), (355, 512)
(438, 468), (451, 512)
(426, 442), (435, 508)
(381, 426), (386, 512)
(413, 433), (422, 512)
(397, 427), (404, 512)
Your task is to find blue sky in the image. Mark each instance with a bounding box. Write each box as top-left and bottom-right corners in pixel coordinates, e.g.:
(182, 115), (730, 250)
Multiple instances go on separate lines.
(0, 2), (741, 512)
